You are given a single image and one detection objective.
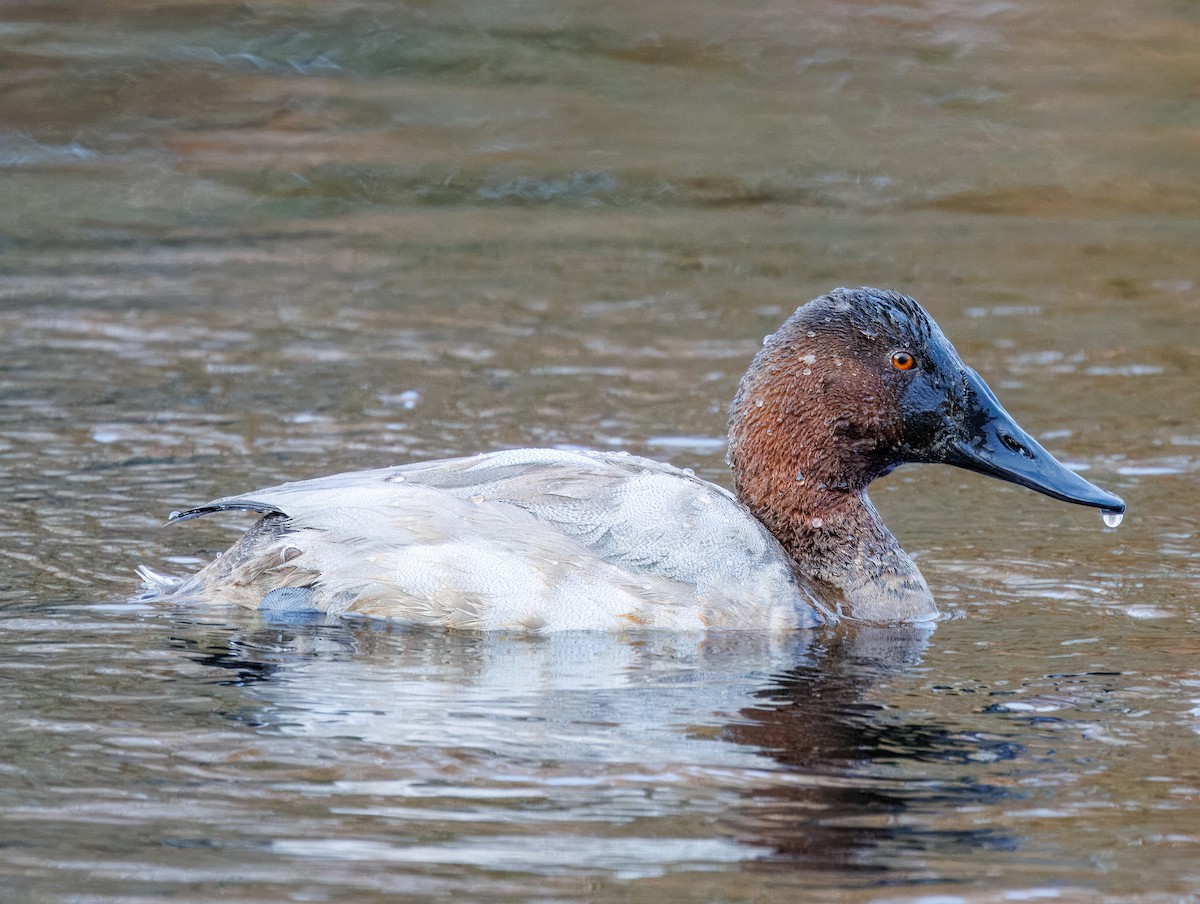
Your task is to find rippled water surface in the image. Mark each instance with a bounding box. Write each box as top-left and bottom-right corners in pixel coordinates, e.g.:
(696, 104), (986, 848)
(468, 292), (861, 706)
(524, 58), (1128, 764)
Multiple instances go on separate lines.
(2, 1), (1199, 900)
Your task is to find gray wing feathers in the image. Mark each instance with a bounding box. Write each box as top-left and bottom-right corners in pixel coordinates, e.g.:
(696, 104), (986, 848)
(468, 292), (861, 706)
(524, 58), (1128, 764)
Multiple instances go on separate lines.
(164, 450), (815, 630)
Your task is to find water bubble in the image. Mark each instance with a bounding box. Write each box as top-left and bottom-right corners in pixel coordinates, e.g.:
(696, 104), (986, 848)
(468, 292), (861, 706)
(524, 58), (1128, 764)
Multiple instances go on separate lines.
(380, 389), (421, 410)
(1101, 508), (1124, 528)
(754, 398), (764, 408)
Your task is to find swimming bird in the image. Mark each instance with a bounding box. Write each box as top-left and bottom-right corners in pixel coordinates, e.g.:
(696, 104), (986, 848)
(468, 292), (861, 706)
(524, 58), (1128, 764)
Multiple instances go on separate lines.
(140, 287), (1124, 630)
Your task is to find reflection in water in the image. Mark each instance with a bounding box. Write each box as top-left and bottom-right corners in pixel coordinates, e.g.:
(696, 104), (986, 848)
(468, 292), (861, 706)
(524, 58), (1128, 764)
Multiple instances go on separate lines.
(171, 616), (1015, 883)
(725, 625), (1017, 877)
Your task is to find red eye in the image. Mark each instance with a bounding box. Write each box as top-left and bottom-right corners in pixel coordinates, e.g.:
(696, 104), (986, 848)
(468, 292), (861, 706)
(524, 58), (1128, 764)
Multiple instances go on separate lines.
(891, 351), (915, 371)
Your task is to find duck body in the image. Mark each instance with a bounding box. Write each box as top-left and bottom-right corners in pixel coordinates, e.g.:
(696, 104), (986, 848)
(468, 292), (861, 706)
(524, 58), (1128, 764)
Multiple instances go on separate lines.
(155, 449), (821, 631)
(145, 287), (1125, 630)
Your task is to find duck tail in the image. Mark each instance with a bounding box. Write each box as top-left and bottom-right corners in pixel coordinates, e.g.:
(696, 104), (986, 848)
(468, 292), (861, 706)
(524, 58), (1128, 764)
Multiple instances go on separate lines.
(134, 564), (185, 598)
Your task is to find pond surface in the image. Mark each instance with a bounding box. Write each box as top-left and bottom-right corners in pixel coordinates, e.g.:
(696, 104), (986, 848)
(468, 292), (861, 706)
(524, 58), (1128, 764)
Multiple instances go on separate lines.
(1, 1), (1199, 900)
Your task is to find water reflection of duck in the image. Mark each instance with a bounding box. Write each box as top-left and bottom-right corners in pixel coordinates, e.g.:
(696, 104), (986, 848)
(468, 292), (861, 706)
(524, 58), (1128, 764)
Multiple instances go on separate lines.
(140, 287), (1124, 628)
(723, 624), (1021, 875)
(175, 617), (1015, 877)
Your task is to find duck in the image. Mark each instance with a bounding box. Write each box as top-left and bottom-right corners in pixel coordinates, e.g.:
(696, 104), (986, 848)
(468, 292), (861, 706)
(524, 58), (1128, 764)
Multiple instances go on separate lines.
(139, 287), (1125, 630)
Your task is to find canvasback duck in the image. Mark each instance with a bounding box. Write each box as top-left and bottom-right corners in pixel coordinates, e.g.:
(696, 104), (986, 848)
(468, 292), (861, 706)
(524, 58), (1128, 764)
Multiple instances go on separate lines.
(140, 287), (1124, 629)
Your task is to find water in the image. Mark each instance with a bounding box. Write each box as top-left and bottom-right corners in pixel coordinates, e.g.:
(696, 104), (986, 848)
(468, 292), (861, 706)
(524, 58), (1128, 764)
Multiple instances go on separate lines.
(1102, 509), (1125, 529)
(2, 0), (1199, 900)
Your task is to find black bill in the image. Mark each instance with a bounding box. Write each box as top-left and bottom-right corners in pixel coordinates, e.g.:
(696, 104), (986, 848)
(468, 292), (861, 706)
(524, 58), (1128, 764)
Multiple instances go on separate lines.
(938, 368), (1125, 515)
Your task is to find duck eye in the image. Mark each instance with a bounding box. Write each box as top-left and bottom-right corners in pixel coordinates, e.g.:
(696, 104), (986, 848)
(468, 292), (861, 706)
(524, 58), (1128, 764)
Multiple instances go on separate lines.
(891, 351), (916, 371)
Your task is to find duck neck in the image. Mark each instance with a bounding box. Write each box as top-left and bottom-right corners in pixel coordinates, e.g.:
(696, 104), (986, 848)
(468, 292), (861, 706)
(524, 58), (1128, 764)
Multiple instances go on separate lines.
(727, 375), (936, 623)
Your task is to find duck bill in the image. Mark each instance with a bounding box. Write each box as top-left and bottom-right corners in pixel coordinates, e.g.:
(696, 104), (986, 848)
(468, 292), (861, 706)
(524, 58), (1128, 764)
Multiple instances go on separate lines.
(941, 370), (1125, 514)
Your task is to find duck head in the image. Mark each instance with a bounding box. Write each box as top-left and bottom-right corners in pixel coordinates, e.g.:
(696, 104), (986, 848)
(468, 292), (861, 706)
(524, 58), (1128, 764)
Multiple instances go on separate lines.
(727, 287), (1124, 623)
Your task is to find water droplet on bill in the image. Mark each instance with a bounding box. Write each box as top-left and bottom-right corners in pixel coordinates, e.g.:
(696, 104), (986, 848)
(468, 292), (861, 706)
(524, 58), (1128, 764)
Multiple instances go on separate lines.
(1101, 508), (1124, 528)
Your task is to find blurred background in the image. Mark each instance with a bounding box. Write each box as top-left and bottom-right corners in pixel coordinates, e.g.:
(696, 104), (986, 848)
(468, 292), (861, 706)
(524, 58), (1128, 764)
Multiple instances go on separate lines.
(0, 1), (1197, 900)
